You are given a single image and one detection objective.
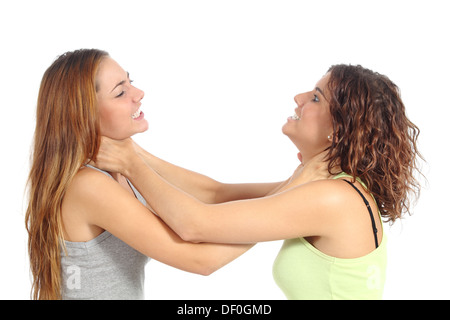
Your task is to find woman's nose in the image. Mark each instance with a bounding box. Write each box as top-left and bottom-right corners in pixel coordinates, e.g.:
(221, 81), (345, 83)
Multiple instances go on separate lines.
(133, 87), (145, 103)
(294, 93), (305, 106)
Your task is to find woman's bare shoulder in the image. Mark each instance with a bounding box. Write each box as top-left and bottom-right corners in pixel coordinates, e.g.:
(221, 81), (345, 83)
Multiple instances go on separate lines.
(62, 167), (116, 241)
(66, 166), (116, 197)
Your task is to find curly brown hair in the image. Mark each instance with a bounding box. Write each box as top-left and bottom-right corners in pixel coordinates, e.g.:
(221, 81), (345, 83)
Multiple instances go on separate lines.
(326, 64), (423, 223)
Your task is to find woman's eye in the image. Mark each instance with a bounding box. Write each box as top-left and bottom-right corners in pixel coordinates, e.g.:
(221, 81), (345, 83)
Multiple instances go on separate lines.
(312, 94), (319, 102)
(116, 91), (125, 98)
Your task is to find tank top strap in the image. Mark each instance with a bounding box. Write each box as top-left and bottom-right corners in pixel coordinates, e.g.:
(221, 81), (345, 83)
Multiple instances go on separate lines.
(332, 172), (367, 187)
(84, 164), (147, 206)
(332, 172), (379, 249)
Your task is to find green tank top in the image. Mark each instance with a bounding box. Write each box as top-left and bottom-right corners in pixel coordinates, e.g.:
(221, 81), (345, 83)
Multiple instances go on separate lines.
(272, 173), (387, 300)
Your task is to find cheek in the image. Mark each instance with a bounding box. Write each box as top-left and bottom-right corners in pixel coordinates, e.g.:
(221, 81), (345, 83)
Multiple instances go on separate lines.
(99, 107), (114, 129)
(309, 107), (332, 127)
(301, 111), (321, 130)
(98, 106), (128, 137)
(301, 111), (332, 139)
(321, 113), (333, 133)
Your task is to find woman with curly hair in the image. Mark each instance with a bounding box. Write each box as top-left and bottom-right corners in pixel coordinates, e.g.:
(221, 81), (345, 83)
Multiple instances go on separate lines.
(94, 64), (422, 299)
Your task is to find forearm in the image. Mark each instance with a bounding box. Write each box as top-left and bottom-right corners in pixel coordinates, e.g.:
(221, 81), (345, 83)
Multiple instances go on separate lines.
(185, 241), (255, 276)
(125, 155), (208, 240)
(95, 137), (283, 207)
(136, 146), (282, 203)
(136, 147), (221, 203)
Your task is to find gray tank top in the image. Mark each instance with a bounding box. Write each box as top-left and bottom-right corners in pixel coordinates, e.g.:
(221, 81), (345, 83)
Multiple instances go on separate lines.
(60, 165), (150, 299)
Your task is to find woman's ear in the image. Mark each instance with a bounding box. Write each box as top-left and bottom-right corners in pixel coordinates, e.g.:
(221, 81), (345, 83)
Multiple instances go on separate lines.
(327, 131), (339, 143)
(327, 133), (333, 141)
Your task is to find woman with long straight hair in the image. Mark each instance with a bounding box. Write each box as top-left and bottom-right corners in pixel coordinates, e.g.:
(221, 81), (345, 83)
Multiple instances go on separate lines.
(26, 49), (278, 300)
(94, 64), (423, 299)
(26, 49), (106, 299)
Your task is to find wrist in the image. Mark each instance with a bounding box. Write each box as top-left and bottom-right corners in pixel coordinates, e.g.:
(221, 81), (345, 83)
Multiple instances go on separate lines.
(122, 152), (146, 178)
(135, 148), (161, 173)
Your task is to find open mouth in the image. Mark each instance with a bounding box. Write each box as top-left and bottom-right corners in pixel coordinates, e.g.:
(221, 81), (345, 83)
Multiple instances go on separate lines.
(132, 108), (142, 119)
(289, 113), (300, 120)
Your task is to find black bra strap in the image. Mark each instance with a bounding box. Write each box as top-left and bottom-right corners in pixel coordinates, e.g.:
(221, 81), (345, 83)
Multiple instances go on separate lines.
(342, 180), (379, 248)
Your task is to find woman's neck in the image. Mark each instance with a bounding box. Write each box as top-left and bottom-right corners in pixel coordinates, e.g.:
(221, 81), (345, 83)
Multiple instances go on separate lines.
(300, 150), (329, 166)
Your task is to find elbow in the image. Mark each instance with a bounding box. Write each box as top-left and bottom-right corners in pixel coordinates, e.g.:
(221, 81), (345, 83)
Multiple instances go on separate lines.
(172, 203), (211, 243)
(176, 216), (207, 244)
(177, 227), (203, 244)
(194, 259), (223, 276)
(197, 266), (216, 277)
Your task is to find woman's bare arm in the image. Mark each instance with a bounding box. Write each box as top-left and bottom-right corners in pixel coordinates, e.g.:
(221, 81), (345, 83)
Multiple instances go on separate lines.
(120, 151), (343, 244)
(63, 167), (254, 276)
(96, 137), (285, 203)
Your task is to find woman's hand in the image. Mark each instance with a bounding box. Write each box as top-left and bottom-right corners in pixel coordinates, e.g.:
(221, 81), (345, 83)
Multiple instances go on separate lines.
(291, 151), (332, 185)
(92, 137), (140, 175)
(299, 158), (331, 182)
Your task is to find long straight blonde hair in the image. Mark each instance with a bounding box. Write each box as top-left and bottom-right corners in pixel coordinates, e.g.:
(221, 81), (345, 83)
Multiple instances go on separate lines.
(25, 49), (109, 299)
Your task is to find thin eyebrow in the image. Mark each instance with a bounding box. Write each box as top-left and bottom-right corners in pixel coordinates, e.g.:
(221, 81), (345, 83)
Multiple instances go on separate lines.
(315, 87), (325, 97)
(110, 72), (130, 93)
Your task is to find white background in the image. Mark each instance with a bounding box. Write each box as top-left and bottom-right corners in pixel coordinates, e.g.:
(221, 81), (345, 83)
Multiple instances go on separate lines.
(1, 0), (449, 300)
